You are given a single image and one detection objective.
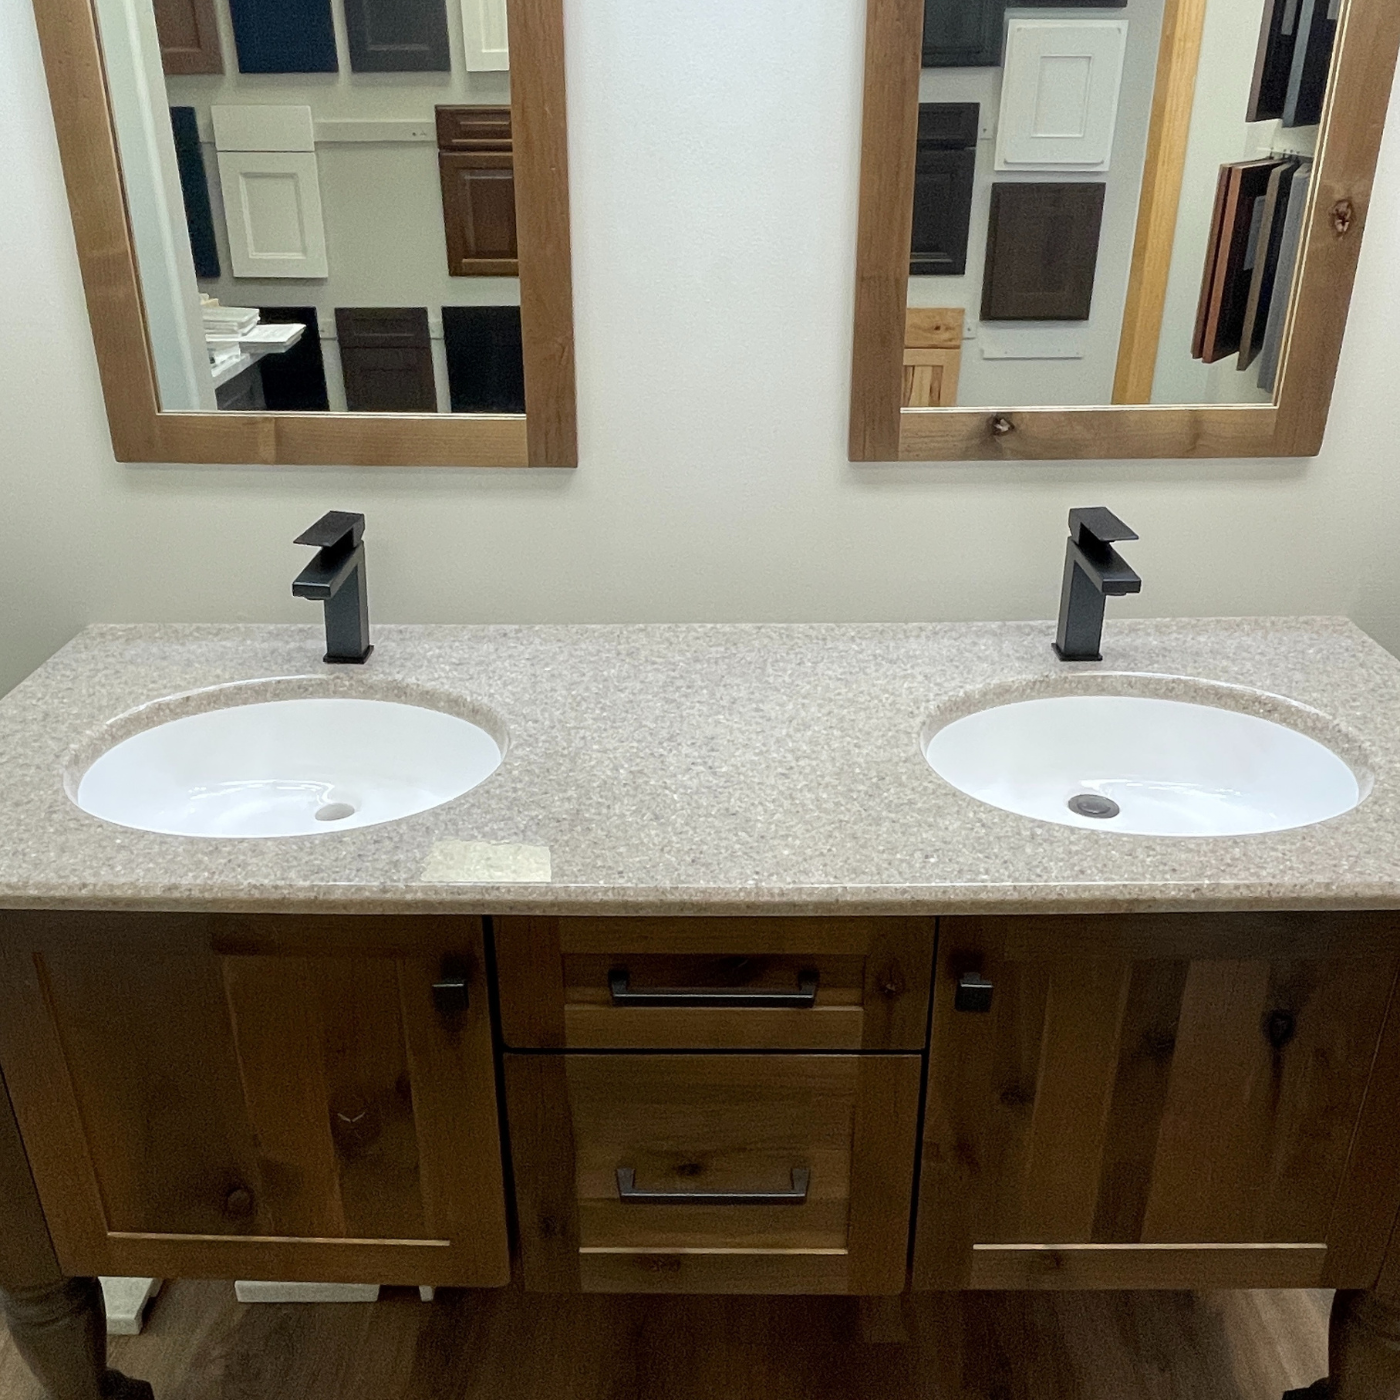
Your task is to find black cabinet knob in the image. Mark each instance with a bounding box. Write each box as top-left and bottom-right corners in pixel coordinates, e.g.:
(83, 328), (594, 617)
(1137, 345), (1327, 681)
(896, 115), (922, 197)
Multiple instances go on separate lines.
(954, 972), (994, 1013)
(224, 1186), (255, 1219)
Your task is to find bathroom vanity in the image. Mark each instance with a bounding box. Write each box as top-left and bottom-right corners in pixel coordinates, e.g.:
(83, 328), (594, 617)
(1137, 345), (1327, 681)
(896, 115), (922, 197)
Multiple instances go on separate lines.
(3, 619), (1400, 1398)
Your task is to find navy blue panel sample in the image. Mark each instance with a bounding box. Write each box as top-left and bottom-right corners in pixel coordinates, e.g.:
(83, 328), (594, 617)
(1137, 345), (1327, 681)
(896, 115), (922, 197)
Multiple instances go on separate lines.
(345, 0), (451, 72)
(229, 0), (338, 73)
(442, 306), (525, 414)
(169, 107), (220, 280)
(256, 307), (330, 411)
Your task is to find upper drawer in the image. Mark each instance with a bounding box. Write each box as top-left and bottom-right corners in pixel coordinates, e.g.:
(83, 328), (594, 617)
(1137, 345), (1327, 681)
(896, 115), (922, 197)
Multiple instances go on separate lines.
(436, 104), (512, 151)
(493, 917), (934, 1051)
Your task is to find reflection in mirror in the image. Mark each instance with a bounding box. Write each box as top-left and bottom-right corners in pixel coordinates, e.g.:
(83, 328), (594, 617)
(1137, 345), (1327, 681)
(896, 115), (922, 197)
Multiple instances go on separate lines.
(906, 0), (1337, 411)
(94, 0), (521, 415)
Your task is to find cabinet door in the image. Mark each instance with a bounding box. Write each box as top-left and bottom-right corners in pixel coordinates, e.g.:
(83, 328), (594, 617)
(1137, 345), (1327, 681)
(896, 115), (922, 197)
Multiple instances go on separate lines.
(462, 0), (509, 71)
(229, 0), (338, 73)
(903, 309), (962, 408)
(154, 0), (223, 74)
(336, 307), (437, 412)
(442, 306), (525, 412)
(981, 182), (1105, 321)
(911, 149), (975, 276)
(507, 1052), (921, 1294)
(170, 107), (220, 280)
(217, 151), (329, 279)
(439, 155), (518, 276)
(923, 0), (1007, 68)
(0, 913), (508, 1287)
(256, 306), (330, 410)
(915, 914), (1400, 1292)
(344, 0), (451, 72)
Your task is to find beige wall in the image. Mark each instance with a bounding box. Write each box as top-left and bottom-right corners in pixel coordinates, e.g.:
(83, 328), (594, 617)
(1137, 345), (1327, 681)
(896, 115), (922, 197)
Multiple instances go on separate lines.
(2, 0), (1400, 700)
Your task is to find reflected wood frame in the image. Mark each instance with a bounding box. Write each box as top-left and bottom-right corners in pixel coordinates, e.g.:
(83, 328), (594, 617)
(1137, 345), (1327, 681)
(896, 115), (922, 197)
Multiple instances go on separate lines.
(850, 0), (1400, 462)
(30, 0), (576, 468)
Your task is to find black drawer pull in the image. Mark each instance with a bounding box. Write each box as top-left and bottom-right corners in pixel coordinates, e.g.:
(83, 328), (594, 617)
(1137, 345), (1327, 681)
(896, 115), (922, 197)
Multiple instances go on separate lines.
(607, 968), (819, 1009)
(615, 1166), (810, 1206)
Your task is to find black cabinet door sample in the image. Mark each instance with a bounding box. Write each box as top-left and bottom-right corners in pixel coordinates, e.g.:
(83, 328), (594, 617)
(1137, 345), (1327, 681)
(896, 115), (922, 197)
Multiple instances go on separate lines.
(229, 0), (337, 73)
(443, 307), (525, 413)
(256, 307), (329, 411)
(336, 308), (437, 413)
(910, 104), (978, 277)
(981, 183), (1106, 321)
(1283, 0), (1339, 128)
(1248, 0), (1302, 122)
(345, 0), (450, 71)
(923, 0), (1006, 68)
(170, 107), (219, 280)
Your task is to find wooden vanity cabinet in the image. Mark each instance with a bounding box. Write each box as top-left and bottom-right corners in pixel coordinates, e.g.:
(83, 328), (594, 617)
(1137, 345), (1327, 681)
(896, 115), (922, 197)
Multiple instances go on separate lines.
(0, 913), (509, 1288)
(915, 913), (1400, 1293)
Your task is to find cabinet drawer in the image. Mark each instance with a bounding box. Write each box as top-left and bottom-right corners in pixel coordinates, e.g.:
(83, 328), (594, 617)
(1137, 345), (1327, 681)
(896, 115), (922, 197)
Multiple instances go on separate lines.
(494, 917), (934, 1050)
(506, 1052), (921, 1293)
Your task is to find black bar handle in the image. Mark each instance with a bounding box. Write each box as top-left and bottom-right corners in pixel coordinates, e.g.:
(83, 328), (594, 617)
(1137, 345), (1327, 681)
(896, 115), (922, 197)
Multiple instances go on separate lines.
(615, 1166), (810, 1207)
(607, 968), (819, 1009)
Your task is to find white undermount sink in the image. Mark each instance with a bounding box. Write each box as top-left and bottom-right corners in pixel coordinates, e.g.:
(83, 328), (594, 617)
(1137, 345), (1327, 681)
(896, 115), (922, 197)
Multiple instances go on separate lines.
(923, 687), (1365, 837)
(74, 690), (503, 838)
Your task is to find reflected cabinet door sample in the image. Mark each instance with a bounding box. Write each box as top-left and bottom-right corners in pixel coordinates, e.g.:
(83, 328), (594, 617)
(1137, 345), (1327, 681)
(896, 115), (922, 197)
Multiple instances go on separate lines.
(154, 0), (223, 74)
(910, 104), (978, 277)
(170, 108), (220, 280)
(229, 0), (338, 73)
(1248, 0), (1303, 122)
(256, 307), (330, 411)
(437, 107), (518, 277)
(1283, 0), (1341, 128)
(443, 307), (525, 413)
(904, 308), (963, 408)
(923, 0), (1006, 68)
(336, 308), (437, 413)
(462, 0), (509, 71)
(345, 0), (451, 72)
(981, 183), (1105, 321)
(217, 152), (329, 278)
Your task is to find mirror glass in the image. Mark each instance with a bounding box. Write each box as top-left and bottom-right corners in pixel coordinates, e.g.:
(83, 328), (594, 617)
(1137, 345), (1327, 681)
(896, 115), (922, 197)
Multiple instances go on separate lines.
(907, 0), (1341, 411)
(94, 0), (523, 415)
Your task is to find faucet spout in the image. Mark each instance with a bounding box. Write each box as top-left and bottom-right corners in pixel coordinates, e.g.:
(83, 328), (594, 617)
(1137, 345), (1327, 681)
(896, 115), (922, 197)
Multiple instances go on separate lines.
(1053, 508), (1140, 662)
(293, 512), (372, 664)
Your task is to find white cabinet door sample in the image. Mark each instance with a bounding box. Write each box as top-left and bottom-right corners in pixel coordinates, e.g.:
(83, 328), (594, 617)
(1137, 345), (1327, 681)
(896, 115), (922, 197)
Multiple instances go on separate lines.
(462, 0), (508, 70)
(216, 152), (329, 278)
(995, 20), (1128, 172)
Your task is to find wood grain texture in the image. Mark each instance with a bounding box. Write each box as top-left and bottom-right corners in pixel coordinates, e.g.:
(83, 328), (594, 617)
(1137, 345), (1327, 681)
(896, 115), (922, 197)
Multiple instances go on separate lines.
(968, 1243), (1327, 1290)
(153, 0), (223, 74)
(0, 1071), (62, 1293)
(914, 914), (1400, 1291)
(1112, 0), (1207, 403)
(852, 0), (1400, 460)
(29, 0), (573, 468)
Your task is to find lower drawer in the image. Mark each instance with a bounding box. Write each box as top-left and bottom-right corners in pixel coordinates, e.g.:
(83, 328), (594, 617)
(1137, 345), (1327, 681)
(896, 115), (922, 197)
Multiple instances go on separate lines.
(505, 1052), (921, 1294)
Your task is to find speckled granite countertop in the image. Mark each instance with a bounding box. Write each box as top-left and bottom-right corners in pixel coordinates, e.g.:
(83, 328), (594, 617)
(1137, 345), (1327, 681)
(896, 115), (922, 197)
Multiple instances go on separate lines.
(1, 619), (1399, 916)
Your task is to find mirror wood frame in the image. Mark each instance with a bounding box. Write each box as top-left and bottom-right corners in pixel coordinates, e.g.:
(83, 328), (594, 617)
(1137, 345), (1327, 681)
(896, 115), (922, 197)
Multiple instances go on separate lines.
(850, 0), (1400, 462)
(30, 0), (576, 468)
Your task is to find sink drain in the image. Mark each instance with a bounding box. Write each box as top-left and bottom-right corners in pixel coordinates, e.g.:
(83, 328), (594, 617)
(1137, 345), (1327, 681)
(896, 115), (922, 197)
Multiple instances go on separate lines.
(1068, 793), (1120, 820)
(315, 802), (357, 822)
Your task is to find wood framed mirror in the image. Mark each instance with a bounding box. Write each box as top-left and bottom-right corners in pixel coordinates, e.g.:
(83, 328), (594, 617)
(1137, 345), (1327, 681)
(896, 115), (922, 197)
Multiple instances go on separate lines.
(31, 0), (574, 467)
(851, 0), (1400, 461)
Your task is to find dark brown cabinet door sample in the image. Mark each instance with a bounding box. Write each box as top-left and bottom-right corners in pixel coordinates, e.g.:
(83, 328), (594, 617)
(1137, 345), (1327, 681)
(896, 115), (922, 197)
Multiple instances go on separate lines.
(443, 306), (525, 413)
(437, 107), (518, 277)
(981, 183), (1106, 321)
(154, 0), (223, 74)
(1283, 0), (1340, 128)
(914, 915), (1400, 1291)
(336, 308), (437, 413)
(256, 306), (329, 411)
(344, 0), (450, 72)
(0, 912), (510, 1285)
(923, 0), (1007, 67)
(910, 104), (978, 277)
(1248, 0), (1303, 122)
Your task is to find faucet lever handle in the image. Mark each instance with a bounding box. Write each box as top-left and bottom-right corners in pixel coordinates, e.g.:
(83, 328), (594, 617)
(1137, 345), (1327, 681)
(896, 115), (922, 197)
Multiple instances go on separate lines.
(295, 511), (365, 552)
(1069, 507), (1137, 547)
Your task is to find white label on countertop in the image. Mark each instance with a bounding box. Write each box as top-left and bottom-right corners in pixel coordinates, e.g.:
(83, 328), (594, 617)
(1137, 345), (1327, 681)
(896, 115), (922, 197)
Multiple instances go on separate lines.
(420, 840), (552, 883)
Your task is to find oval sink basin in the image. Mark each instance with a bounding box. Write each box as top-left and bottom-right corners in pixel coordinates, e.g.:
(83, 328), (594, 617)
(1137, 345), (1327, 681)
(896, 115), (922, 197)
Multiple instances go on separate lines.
(923, 692), (1362, 837)
(75, 695), (502, 838)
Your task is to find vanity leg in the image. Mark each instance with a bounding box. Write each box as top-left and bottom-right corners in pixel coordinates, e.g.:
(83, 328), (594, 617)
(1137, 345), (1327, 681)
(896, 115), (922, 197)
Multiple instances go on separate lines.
(1285, 1290), (1400, 1400)
(1, 1278), (153, 1400)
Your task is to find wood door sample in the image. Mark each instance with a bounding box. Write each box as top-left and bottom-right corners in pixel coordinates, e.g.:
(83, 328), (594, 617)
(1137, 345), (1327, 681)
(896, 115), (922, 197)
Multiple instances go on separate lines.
(443, 306), (525, 412)
(903, 308), (962, 407)
(170, 107), (220, 280)
(154, 0), (223, 74)
(923, 0), (1007, 67)
(0, 913), (508, 1286)
(1194, 159), (1288, 364)
(493, 917), (935, 1051)
(228, 0), (338, 72)
(506, 1052), (921, 1294)
(914, 914), (1400, 1291)
(981, 183), (1105, 321)
(336, 308), (437, 413)
(438, 106), (517, 276)
(1283, 0), (1340, 128)
(910, 105), (977, 277)
(345, 0), (450, 71)
(1238, 160), (1300, 370)
(1248, 0), (1304, 122)
(256, 306), (330, 410)
(462, 0), (509, 71)
(216, 151), (329, 279)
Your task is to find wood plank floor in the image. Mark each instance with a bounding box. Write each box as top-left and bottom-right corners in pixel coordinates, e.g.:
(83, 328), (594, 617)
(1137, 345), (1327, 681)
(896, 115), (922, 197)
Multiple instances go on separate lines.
(0, 1284), (1331, 1399)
